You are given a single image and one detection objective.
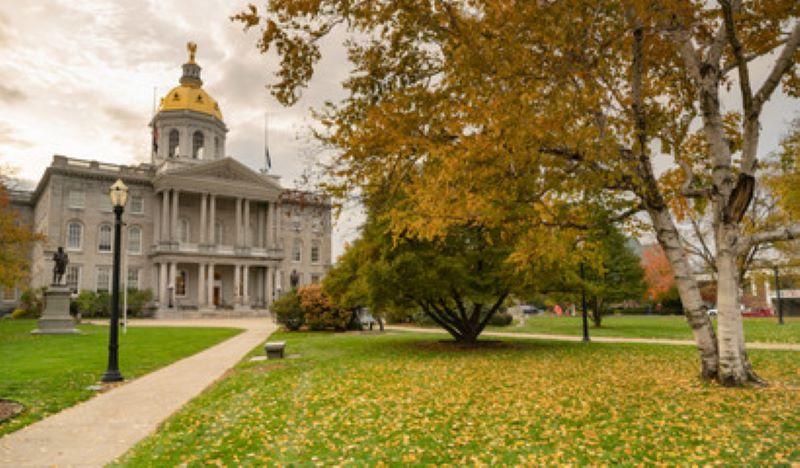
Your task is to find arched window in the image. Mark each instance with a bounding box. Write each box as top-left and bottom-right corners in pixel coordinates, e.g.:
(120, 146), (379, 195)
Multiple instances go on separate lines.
(168, 129), (179, 158)
(127, 226), (141, 254)
(214, 221), (223, 244)
(292, 239), (302, 262)
(192, 131), (204, 159)
(67, 221), (83, 250)
(178, 218), (190, 243)
(214, 136), (221, 159)
(98, 224), (112, 252)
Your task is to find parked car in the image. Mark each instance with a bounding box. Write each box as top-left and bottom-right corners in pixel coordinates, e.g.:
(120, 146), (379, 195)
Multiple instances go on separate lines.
(520, 304), (543, 315)
(742, 307), (774, 318)
(707, 308), (717, 316)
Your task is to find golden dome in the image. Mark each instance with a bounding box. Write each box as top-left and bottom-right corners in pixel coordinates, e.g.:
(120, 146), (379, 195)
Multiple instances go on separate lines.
(158, 85), (223, 121)
(157, 42), (223, 121)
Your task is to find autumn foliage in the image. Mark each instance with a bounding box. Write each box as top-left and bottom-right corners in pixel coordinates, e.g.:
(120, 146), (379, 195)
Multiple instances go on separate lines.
(641, 245), (675, 302)
(297, 284), (352, 331)
(0, 182), (42, 290)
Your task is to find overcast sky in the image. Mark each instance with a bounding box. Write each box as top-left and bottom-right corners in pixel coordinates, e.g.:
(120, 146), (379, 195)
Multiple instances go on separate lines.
(0, 1), (798, 255)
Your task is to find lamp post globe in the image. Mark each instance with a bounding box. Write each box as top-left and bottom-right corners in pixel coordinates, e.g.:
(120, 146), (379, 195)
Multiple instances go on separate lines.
(101, 179), (128, 383)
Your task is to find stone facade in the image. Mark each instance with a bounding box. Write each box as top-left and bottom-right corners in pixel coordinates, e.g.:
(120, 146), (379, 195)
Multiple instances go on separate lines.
(6, 48), (332, 318)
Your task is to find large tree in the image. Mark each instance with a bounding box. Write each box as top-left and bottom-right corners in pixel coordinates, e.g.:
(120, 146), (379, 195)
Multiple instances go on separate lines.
(0, 175), (42, 291)
(236, 1), (800, 385)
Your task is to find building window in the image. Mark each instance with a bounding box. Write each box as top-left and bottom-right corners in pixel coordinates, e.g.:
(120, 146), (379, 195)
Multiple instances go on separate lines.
(311, 243), (320, 264)
(127, 267), (140, 291)
(2, 286), (16, 301)
(98, 224), (112, 252)
(99, 192), (112, 212)
(68, 190), (84, 208)
(175, 270), (187, 296)
(168, 129), (179, 157)
(127, 226), (141, 254)
(214, 221), (223, 244)
(192, 131), (204, 159)
(311, 274), (320, 285)
(66, 265), (81, 293)
(96, 266), (111, 292)
(292, 239), (302, 262)
(129, 194), (143, 214)
(214, 136), (221, 158)
(67, 222), (83, 250)
(178, 218), (190, 243)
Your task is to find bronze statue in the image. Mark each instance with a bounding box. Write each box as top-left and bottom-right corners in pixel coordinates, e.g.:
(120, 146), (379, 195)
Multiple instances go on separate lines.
(290, 269), (300, 290)
(52, 247), (69, 285)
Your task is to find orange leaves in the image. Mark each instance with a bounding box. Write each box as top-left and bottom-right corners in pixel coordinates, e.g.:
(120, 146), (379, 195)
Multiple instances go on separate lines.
(641, 244), (675, 301)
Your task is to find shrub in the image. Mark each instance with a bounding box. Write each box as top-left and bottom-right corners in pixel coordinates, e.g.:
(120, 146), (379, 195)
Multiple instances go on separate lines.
(297, 284), (351, 330)
(272, 290), (304, 331)
(126, 289), (154, 317)
(10, 308), (29, 319)
(74, 290), (111, 318)
(16, 287), (45, 319)
(488, 311), (514, 326)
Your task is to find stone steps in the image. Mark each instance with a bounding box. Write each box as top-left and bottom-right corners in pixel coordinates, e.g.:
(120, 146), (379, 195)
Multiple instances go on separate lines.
(156, 308), (272, 320)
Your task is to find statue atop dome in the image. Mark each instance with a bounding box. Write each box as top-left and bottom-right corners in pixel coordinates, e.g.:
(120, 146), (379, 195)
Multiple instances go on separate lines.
(187, 42), (197, 63)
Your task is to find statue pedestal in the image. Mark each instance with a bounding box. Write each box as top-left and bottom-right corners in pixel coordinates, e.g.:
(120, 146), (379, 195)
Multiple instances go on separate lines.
(31, 285), (80, 335)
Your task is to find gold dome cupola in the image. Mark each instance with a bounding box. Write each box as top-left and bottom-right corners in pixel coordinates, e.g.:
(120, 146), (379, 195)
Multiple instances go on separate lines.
(151, 42), (228, 168)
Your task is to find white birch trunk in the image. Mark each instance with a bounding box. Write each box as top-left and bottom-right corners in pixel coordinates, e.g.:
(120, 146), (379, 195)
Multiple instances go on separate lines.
(647, 205), (719, 379)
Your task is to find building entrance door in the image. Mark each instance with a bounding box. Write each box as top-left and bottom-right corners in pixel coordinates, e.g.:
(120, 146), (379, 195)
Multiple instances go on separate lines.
(213, 272), (222, 306)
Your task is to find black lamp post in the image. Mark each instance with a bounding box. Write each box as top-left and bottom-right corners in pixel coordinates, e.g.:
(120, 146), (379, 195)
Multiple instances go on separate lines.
(773, 266), (784, 326)
(580, 262), (590, 342)
(101, 179), (128, 383)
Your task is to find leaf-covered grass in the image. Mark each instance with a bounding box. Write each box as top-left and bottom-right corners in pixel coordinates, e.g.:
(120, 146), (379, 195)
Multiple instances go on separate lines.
(118, 331), (799, 465)
(492, 314), (800, 343)
(0, 320), (240, 436)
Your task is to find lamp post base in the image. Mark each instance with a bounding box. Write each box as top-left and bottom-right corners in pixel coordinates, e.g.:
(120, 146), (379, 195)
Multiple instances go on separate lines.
(101, 370), (124, 383)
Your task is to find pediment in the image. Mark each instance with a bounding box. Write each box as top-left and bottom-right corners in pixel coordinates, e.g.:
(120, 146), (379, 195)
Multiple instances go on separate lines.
(162, 157), (281, 190)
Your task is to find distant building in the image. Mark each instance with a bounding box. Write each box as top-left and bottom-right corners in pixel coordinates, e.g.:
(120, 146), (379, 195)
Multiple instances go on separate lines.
(7, 45), (332, 317)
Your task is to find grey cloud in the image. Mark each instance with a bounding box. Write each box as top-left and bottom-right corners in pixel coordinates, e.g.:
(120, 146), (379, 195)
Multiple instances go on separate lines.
(0, 122), (33, 148)
(0, 83), (25, 103)
(103, 105), (142, 127)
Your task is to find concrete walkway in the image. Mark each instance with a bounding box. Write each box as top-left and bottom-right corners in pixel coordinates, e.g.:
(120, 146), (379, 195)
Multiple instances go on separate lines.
(0, 319), (276, 467)
(386, 326), (800, 351)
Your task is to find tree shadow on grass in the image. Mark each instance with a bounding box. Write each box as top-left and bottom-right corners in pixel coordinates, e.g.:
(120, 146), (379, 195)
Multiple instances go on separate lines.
(383, 336), (579, 356)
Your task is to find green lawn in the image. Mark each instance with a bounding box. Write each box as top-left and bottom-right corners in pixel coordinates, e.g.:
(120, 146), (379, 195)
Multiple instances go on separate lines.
(0, 320), (241, 436)
(490, 314), (800, 343)
(118, 331), (799, 466)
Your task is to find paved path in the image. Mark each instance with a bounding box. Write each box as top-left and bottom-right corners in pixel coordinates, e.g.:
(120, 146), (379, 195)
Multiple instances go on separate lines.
(386, 326), (800, 351)
(0, 319), (276, 467)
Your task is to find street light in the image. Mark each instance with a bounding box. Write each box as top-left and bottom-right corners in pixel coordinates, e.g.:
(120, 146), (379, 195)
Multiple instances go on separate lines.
(101, 179), (128, 383)
(773, 266), (784, 326)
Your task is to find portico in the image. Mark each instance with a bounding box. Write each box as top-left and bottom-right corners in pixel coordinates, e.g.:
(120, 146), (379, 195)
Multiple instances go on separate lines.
(150, 158), (286, 316)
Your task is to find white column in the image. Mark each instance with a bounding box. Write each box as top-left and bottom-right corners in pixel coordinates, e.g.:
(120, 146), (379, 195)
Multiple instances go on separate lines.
(243, 199), (250, 247)
(257, 204), (264, 248)
(171, 189), (180, 242)
(275, 203), (282, 248)
(243, 265), (250, 306)
(153, 193), (160, 244)
(266, 202), (274, 248)
(765, 277), (772, 309)
(207, 263), (215, 307)
(199, 193), (207, 244)
(233, 264), (241, 305)
(265, 265), (273, 305)
(235, 198), (242, 246)
(208, 195), (216, 244)
(197, 263), (205, 306)
(169, 261), (177, 306)
(161, 191), (170, 240)
(159, 262), (167, 306)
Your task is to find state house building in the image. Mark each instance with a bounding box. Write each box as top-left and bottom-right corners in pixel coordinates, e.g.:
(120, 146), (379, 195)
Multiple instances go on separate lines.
(7, 45), (332, 317)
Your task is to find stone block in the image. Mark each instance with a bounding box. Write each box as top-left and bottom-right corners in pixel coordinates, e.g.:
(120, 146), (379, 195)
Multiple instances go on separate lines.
(264, 341), (285, 359)
(31, 285), (80, 335)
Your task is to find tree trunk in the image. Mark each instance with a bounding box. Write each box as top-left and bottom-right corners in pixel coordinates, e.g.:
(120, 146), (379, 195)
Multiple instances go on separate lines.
(647, 206), (720, 380)
(714, 223), (764, 386)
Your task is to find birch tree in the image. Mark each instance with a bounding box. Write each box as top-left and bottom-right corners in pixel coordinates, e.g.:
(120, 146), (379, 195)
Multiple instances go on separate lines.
(235, 0), (800, 385)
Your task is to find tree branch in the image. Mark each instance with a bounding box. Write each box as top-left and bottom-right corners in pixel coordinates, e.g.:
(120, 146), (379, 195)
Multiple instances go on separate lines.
(679, 160), (712, 198)
(752, 21), (800, 116)
(743, 223), (800, 249)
